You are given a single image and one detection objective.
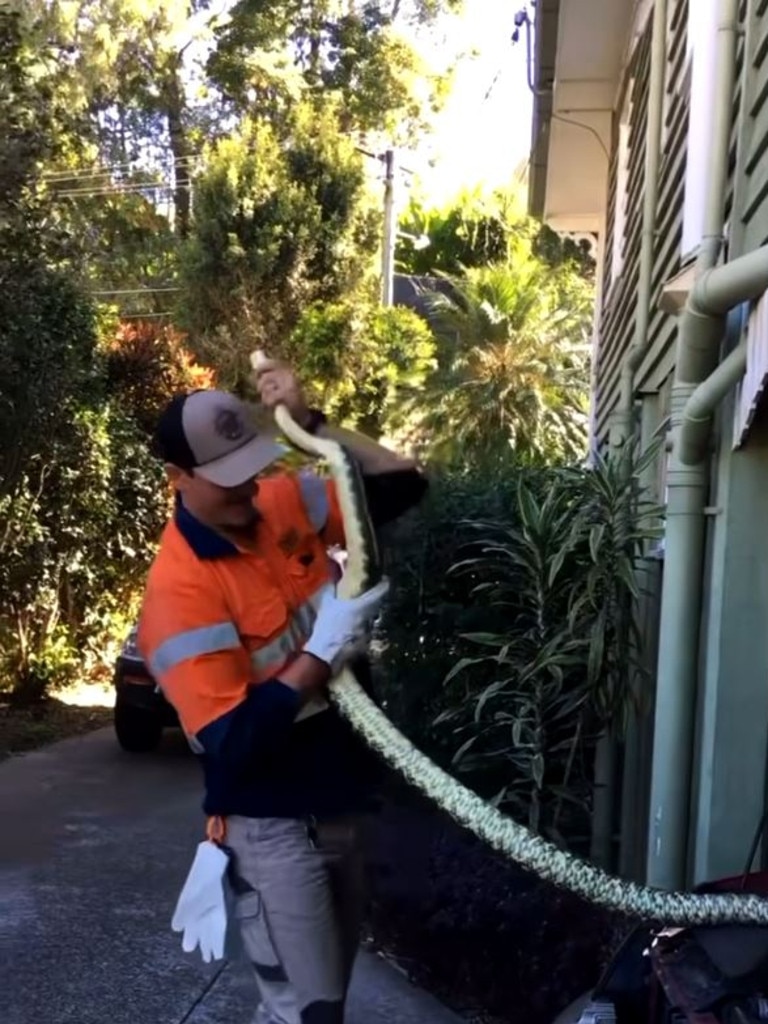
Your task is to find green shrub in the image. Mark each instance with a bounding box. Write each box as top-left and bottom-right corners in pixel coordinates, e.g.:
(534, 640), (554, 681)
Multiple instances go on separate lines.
(0, 402), (167, 702)
(376, 444), (661, 846)
(0, 273), (170, 701)
(287, 300), (436, 435)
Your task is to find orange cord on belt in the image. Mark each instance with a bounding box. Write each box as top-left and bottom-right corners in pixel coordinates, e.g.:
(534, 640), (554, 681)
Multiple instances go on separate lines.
(206, 815), (227, 844)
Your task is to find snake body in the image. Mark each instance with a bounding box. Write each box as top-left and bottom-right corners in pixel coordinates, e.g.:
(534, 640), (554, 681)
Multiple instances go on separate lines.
(251, 351), (768, 927)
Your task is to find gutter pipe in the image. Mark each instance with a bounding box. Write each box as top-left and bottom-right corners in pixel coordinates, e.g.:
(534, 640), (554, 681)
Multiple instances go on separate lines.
(679, 339), (747, 461)
(678, 257), (768, 466)
(645, 0), (768, 890)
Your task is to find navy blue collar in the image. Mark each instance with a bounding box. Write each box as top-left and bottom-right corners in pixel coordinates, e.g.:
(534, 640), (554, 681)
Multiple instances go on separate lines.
(174, 494), (240, 560)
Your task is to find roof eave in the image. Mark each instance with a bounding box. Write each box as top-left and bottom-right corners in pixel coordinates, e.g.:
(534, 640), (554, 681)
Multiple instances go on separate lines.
(528, 0), (562, 219)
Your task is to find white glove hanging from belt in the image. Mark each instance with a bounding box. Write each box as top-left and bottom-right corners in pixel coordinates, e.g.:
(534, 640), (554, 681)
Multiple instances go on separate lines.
(171, 840), (230, 963)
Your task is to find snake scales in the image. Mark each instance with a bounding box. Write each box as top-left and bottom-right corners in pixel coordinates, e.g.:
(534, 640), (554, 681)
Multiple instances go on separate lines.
(250, 350), (768, 927)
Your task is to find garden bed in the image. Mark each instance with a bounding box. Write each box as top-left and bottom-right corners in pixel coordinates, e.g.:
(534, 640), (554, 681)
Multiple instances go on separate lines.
(364, 778), (629, 1024)
(0, 696), (112, 761)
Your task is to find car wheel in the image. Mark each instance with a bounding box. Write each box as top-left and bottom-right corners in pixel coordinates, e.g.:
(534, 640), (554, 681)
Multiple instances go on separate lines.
(114, 697), (164, 753)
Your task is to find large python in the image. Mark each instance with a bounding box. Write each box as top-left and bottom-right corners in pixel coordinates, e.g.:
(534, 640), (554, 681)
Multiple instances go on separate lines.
(250, 350), (768, 927)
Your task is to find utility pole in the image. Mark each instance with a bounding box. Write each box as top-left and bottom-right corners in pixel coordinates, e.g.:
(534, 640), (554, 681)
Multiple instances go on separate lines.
(380, 148), (396, 307)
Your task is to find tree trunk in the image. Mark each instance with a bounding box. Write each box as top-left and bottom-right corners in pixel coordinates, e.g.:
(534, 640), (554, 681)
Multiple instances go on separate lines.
(163, 54), (191, 239)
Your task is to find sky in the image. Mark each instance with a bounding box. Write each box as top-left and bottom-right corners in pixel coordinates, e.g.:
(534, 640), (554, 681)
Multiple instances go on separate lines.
(403, 0), (534, 205)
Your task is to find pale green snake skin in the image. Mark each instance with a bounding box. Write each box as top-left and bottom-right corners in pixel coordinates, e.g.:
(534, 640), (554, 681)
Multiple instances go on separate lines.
(251, 351), (768, 926)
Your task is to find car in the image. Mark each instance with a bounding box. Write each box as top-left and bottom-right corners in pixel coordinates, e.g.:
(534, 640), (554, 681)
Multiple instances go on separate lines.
(113, 627), (179, 752)
(556, 870), (768, 1024)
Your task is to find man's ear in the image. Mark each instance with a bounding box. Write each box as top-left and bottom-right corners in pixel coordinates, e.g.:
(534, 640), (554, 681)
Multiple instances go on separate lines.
(166, 463), (187, 490)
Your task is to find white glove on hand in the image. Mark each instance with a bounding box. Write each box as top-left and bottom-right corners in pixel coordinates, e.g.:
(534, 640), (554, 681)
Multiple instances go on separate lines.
(304, 578), (389, 670)
(171, 840), (229, 964)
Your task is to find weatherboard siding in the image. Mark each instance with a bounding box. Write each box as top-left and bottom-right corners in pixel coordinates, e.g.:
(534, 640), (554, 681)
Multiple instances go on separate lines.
(740, 0), (768, 252)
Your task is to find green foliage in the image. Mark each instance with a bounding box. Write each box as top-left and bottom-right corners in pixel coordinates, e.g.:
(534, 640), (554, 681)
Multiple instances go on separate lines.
(377, 443), (662, 845)
(401, 253), (593, 468)
(0, 244), (169, 704)
(21, 0), (212, 259)
(0, 8), (76, 267)
(396, 187), (596, 280)
(395, 190), (509, 276)
(533, 223), (596, 282)
(0, 14), (171, 701)
(390, 189), (596, 469)
(208, 0), (459, 143)
(0, 269), (100, 498)
(287, 302), (436, 434)
(178, 103), (381, 390)
(375, 465), (523, 756)
(0, 405), (167, 702)
(0, 270), (169, 701)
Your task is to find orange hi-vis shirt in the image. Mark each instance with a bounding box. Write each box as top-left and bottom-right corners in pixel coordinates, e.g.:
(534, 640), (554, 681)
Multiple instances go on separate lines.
(136, 462), (426, 819)
(137, 471), (344, 746)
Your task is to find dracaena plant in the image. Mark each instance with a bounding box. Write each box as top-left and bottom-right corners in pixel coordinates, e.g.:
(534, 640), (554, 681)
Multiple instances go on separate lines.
(437, 440), (663, 845)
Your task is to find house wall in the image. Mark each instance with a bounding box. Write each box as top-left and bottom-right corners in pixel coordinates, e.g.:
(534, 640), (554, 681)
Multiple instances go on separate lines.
(593, 0), (690, 442)
(593, 21), (652, 443)
(635, 0), (691, 393)
(564, 0), (768, 440)
(543, 0), (768, 884)
(732, 0), (768, 255)
(589, 2), (689, 879)
(692, 387), (768, 883)
(590, 0), (768, 883)
(687, 0), (768, 883)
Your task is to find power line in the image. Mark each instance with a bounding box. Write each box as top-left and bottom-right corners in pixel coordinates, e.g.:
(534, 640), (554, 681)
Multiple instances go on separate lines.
(52, 182), (194, 198)
(90, 287), (182, 296)
(483, 66), (507, 102)
(42, 155), (201, 181)
(355, 146), (415, 178)
(43, 165), (199, 188)
(53, 185), (173, 197)
(43, 159), (198, 179)
(117, 311), (175, 318)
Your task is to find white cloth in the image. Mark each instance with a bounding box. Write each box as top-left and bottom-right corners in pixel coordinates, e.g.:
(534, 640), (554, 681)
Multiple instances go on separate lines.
(171, 840), (230, 963)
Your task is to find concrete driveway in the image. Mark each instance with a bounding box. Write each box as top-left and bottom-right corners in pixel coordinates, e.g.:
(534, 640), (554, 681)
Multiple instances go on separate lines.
(0, 727), (461, 1024)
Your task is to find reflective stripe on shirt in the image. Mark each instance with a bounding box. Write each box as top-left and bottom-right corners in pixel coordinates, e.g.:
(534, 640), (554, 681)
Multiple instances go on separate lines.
(150, 621), (241, 678)
(250, 584), (329, 677)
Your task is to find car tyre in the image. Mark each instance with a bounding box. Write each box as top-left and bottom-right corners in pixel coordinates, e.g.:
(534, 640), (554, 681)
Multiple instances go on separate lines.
(114, 697), (164, 753)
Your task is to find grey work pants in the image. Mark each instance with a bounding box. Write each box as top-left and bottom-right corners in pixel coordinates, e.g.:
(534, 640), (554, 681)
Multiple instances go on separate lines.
(225, 815), (366, 1024)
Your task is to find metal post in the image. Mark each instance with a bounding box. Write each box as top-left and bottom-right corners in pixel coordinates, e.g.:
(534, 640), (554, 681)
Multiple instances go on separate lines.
(381, 148), (396, 307)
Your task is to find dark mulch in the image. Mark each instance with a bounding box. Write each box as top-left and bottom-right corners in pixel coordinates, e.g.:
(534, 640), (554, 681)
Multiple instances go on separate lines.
(0, 696), (112, 761)
(364, 778), (630, 1024)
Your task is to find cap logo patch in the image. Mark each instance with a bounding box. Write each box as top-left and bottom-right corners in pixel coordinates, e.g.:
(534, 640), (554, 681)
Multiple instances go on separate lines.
(214, 407), (245, 442)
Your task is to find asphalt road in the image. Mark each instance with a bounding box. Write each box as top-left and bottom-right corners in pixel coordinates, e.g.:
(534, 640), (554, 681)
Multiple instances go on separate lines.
(0, 726), (461, 1024)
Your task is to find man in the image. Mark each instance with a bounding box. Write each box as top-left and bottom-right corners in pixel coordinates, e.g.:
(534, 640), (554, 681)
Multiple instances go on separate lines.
(137, 358), (427, 1024)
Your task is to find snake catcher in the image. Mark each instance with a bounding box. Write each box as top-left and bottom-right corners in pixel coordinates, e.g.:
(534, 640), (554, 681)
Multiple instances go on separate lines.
(250, 350), (768, 928)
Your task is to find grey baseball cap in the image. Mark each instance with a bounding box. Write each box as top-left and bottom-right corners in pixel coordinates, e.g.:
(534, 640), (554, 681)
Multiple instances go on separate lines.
(154, 390), (287, 487)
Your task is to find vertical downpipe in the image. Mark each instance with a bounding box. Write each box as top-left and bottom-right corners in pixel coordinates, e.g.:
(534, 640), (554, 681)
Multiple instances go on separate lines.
(645, 0), (740, 890)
